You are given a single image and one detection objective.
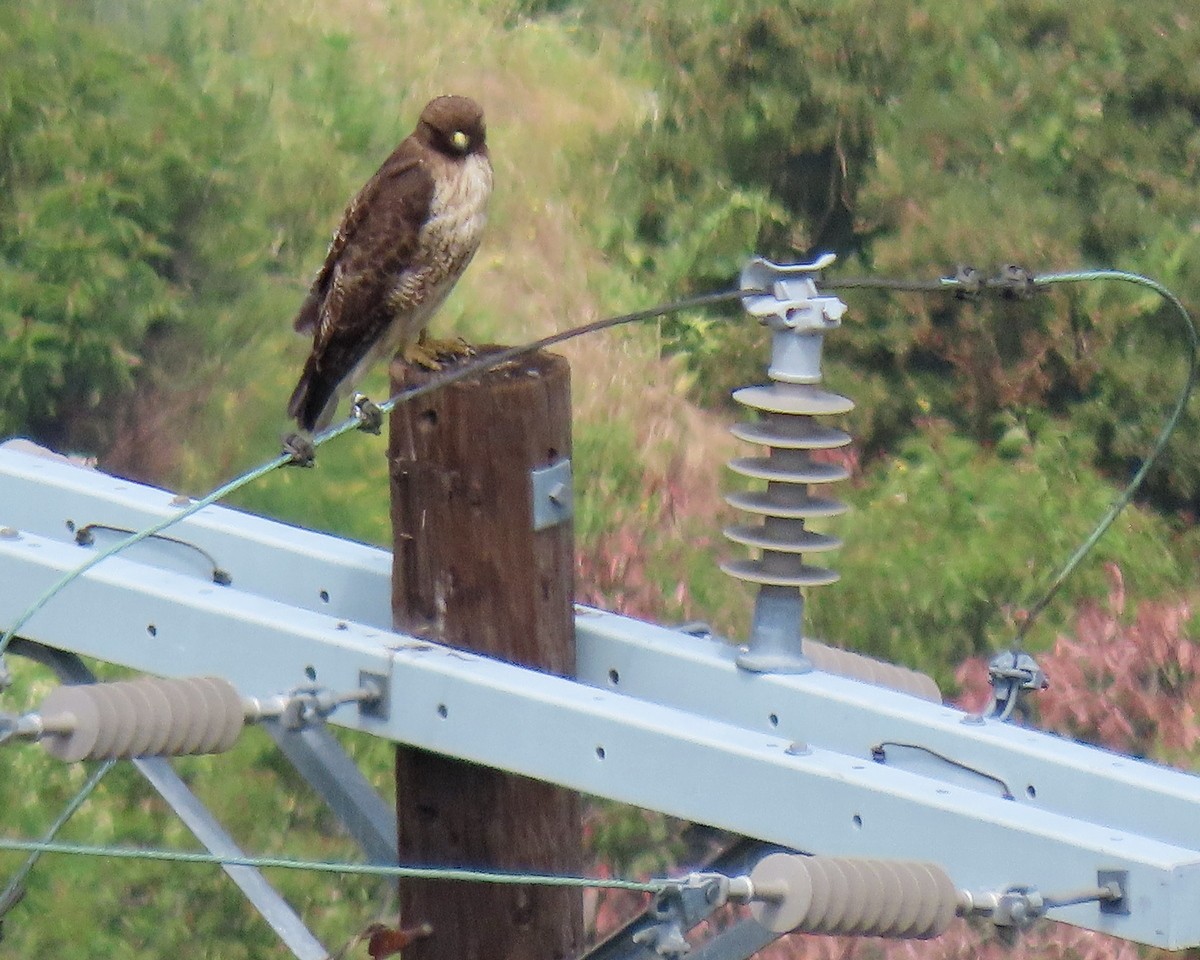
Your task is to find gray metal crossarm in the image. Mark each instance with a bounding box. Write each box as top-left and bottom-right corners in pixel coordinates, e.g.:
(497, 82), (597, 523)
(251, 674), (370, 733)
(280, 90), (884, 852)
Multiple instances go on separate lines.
(9, 447), (1200, 946)
(0, 440), (392, 626)
(4, 532), (1200, 945)
(574, 608), (1200, 857)
(0, 529), (391, 701)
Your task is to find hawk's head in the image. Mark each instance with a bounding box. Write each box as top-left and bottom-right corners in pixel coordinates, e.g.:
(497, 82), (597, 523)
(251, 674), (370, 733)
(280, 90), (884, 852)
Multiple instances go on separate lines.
(417, 95), (488, 159)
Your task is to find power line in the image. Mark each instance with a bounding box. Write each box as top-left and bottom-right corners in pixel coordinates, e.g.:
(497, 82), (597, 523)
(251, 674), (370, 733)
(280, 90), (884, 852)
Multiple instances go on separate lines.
(1014, 269), (1198, 644)
(0, 267), (1192, 930)
(829, 267), (1197, 645)
(0, 761), (115, 918)
(0, 836), (667, 893)
(0, 287), (754, 667)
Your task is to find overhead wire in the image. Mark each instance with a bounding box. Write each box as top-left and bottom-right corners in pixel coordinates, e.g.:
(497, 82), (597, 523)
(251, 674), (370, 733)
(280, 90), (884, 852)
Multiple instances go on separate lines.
(1013, 269), (1197, 645)
(828, 266), (1198, 645)
(0, 286), (754, 667)
(0, 836), (668, 892)
(0, 266), (1193, 918)
(0, 761), (115, 917)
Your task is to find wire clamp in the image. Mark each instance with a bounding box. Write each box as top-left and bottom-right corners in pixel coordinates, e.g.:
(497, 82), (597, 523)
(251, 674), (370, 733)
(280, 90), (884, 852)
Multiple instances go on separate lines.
(952, 264), (984, 299)
(740, 253), (846, 336)
(280, 432), (317, 468)
(995, 264), (1037, 300)
(984, 649), (1048, 721)
(959, 879), (1123, 943)
(245, 677), (385, 730)
(631, 884), (693, 958)
(0, 711), (44, 748)
(678, 870), (785, 907)
(351, 393), (383, 435)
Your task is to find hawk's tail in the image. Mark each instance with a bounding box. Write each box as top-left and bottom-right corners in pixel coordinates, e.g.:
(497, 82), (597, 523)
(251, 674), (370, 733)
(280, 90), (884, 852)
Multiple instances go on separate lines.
(286, 362), (338, 434)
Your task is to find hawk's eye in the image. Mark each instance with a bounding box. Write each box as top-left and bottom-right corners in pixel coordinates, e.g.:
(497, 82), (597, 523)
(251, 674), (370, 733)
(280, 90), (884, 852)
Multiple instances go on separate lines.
(451, 130), (470, 152)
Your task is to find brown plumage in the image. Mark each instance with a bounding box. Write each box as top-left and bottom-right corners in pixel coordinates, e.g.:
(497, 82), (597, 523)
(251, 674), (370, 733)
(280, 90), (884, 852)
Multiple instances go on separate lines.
(324, 921), (433, 960)
(287, 94), (493, 432)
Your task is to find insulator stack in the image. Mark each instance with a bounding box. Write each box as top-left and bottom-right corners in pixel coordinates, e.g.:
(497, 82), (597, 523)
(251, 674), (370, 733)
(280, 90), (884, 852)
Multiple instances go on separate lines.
(749, 853), (959, 939)
(725, 256), (852, 673)
(38, 676), (245, 761)
(723, 383), (852, 589)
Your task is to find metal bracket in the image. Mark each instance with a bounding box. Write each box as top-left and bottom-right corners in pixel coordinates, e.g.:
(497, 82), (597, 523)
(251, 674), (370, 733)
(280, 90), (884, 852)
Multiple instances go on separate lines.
(1098, 870), (1130, 915)
(531, 457), (573, 531)
(985, 650), (1048, 722)
(357, 670), (389, 720)
(740, 254), (846, 385)
(740, 253), (844, 332)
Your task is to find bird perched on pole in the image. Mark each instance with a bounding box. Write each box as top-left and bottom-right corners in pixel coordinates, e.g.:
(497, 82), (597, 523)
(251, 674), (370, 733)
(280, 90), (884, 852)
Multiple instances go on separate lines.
(286, 94), (493, 436)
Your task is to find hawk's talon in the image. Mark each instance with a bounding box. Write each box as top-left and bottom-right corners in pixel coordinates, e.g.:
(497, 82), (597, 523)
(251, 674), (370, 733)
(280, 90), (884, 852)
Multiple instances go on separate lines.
(281, 432), (316, 468)
(433, 334), (477, 359)
(351, 394), (383, 435)
(402, 340), (443, 371)
(403, 332), (477, 371)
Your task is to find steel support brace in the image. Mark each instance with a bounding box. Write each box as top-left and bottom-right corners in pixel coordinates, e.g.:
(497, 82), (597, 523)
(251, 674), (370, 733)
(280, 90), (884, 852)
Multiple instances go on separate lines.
(6, 444), (1200, 948)
(8, 640), (328, 960)
(262, 721), (398, 866)
(585, 838), (785, 960)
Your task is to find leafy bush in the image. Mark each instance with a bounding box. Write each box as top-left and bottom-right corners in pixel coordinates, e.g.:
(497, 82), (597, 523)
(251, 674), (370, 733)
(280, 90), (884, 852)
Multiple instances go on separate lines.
(592, 0), (1200, 508)
(0, 3), (268, 457)
(809, 422), (1186, 686)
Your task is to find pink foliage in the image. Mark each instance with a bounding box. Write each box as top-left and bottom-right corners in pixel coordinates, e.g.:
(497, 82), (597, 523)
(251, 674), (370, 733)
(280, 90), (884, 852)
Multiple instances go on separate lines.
(955, 564), (1200, 759)
(576, 524), (689, 622)
(736, 918), (1141, 960)
(587, 564), (1198, 960)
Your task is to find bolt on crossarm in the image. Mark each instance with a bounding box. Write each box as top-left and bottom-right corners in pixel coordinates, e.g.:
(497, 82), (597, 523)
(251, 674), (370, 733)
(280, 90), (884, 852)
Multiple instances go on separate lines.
(724, 255), (851, 673)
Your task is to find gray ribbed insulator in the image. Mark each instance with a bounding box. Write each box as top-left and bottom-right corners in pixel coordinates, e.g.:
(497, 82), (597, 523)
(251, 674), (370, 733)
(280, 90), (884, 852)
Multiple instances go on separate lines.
(721, 384), (853, 592)
(39, 676), (245, 762)
(804, 640), (942, 702)
(749, 853), (959, 938)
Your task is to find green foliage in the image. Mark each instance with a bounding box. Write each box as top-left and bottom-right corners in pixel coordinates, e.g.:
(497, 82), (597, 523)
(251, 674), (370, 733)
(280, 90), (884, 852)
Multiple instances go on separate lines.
(0, 3), (272, 456)
(594, 0), (1200, 509)
(3, 0), (1200, 956)
(812, 422), (1186, 688)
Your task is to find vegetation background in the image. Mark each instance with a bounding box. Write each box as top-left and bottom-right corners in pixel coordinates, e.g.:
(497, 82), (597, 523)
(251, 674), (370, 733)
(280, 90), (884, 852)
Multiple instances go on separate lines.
(1, 0), (1199, 957)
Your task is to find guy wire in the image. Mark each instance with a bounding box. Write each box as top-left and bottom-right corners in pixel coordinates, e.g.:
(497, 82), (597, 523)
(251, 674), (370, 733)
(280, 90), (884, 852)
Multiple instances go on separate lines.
(0, 836), (667, 893)
(0, 761), (115, 917)
(0, 268), (1191, 911)
(830, 267), (1197, 646)
(0, 286), (754, 665)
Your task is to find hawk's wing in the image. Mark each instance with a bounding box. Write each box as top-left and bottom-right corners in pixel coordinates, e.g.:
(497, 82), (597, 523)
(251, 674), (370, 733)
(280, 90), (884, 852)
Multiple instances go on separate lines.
(293, 141), (432, 339)
(287, 141), (436, 430)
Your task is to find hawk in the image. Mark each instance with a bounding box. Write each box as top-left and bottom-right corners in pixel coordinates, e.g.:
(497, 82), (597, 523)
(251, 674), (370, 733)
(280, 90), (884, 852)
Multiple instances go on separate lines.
(287, 94), (493, 434)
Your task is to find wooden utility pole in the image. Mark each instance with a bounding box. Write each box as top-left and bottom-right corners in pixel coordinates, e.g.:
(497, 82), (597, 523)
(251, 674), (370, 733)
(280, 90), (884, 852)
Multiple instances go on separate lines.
(388, 348), (583, 960)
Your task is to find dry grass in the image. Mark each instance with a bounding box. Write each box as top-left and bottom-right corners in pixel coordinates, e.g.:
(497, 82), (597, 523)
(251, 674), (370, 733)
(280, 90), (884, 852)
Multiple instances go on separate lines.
(174, 0), (746, 600)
